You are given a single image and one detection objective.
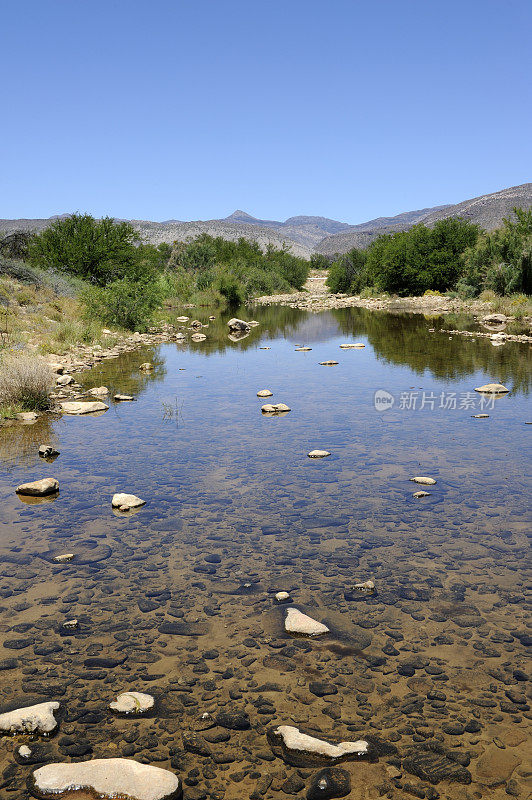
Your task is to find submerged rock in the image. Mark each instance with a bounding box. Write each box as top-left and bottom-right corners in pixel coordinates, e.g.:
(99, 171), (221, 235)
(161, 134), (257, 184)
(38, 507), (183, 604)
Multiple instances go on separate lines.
(16, 478), (59, 497)
(307, 767), (351, 799)
(60, 401), (109, 415)
(474, 383), (509, 393)
(110, 691), (154, 715)
(29, 759), (182, 800)
(308, 450), (331, 458)
(267, 725), (369, 767)
(285, 608), (329, 636)
(410, 476), (436, 485)
(0, 701), (59, 735)
(112, 493), (146, 512)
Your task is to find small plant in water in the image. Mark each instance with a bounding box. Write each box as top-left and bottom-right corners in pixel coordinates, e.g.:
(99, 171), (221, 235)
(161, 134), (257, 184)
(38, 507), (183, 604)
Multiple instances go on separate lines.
(161, 397), (183, 424)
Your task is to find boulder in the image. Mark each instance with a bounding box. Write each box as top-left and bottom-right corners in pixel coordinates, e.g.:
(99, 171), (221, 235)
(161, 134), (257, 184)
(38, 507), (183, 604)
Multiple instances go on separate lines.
(352, 580), (375, 594)
(38, 445), (60, 459)
(275, 591), (291, 603)
(267, 725), (368, 767)
(227, 318), (251, 332)
(17, 412), (39, 423)
(112, 493), (146, 512)
(191, 333), (207, 341)
(285, 608), (329, 636)
(261, 403), (291, 414)
(472, 413), (489, 419)
(308, 450), (331, 458)
(410, 476), (436, 485)
(257, 389), (273, 397)
(110, 691), (154, 715)
(88, 386), (109, 396)
(0, 701), (59, 735)
(56, 375), (73, 386)
(474, 383), (509, 393)
(16, 479), (59, 497)
(28, 759), (182, 800)
(60, 401), (109, 415)
(482, 313), (507, 324)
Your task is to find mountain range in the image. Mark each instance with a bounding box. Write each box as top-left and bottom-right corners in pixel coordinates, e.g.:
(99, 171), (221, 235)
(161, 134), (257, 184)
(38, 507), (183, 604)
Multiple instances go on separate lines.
(1, 183), (530, 259)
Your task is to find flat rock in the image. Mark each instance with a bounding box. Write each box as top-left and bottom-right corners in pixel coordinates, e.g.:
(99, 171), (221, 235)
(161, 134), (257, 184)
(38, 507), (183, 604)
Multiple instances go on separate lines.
(17, 412), (39, 422)
(0, 701), (59, 735)
(257, 389), (273, 397)
(410, 476), (436, 485)
(474, 746), (520, 787)
(39, 445), (59, 458)
(16, 479), (59, 497)
(285, 608), (329, 636)
(112, 493), (146, 511)
(308, 450), (331, 458)
(29, 759), (182, 800)
(319, 360), (339, 366)
(60, 401), (109, 415)
(88, 386), (109, 396)
(413, 490), (430, 498)
(474, 383), (509, 393)
(114, 394), (135, 401)
(267, 725), (368, 767)
(472, 413), (489, 418)
(403, 745), (472, 785)
(261, 403), (291, 413)
(339, 343), (365, 349)
(295, 347), (312, 351)
(110, 691), (154, 715)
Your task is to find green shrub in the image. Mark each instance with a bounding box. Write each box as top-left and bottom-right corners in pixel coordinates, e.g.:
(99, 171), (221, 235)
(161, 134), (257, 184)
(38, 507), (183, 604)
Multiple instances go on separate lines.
(82, 278), (162, 331)
(327, 249), (367, 294)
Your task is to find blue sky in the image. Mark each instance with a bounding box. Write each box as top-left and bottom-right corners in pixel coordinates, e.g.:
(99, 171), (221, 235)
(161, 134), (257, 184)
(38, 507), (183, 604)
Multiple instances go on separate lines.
(2, 0), (530, 223)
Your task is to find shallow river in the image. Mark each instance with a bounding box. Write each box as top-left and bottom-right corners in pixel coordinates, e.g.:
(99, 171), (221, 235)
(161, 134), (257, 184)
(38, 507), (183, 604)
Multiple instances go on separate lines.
(0, 306), (530, 800)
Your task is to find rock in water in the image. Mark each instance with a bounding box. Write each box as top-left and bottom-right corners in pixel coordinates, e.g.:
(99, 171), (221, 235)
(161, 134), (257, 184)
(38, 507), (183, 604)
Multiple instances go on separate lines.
(307, 767), (351, 799)
(352, 580), (375, 594)
(139, 362), (153, 371)
(16, 479), (59, 497)
(413, 490), (430, 498)
(308, 450), (331, 458)
(261, 403), (291, 414)
(275, 591), (291, 603)
(295, 347), (312, 351)
(409, 476), (436, 485)
(339, 343), (365, 349)
(267, 725), (368, 767)
(60, 401), (109, 415)
(114, 394), (135, 401)
(38, 445), (60, 459)
(110, 691), (155, 715)
(29, 759), (182, 800)
(319, 360), (339, 366)
(285, 608), (329, 636)
(474, 383), (509, 393)
(0, 701), (59, 735)
(112, 493), (146, 512)
(257, 389), (273, 397)
(472, 414), (489, 419)
(88, 386), (109, 396)
(227, 318), (251, 332)
(53, 553), (74, 563)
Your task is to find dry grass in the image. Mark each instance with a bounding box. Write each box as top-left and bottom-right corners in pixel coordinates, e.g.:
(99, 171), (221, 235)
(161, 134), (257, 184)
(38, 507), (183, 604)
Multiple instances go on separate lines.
(0, 352), (54, 414)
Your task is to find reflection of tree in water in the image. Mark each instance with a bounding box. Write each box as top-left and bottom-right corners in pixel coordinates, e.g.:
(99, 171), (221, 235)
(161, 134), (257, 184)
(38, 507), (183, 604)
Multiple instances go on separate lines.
(0, 415), (58, 466)
(77, 347), (167, 397)
(331, 307), (531, 394)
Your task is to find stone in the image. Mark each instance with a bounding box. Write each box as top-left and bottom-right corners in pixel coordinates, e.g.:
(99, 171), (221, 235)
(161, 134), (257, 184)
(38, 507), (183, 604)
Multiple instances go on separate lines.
(267, 725), (368, 767)
(29, 759), (182, 800)
(191, 333), (207, 341)
(472, 413), (489, 418)
(56, 374), (73, 386)
(257, 389), (273, 397)
(308, 450), (331, 458)
(39, 445), (60, 458)
(413, 490), (430, 498)
(112, 493), (146, 512)
(307, 767), (351, 799)
(60, 401), (109, 415)
(16, 478), (59, 497)
(285, 608), (329, 636)
(227, 318), (251, 332)
(410, 477), (436, 485)
(474, 746), (519, 787)
(403, 744), (472, 785)
(114, 394), (135, 401)
(62, 619), (78, 630)
(176, 316), (189, 322)
(110, 691), (154, 715)
(319, 360), (339, 366)
(19, 745), (32, 758)
(88, 386), (109, 396)
(189, 319), (202, 328)
(352, 579), (375, 593)
(0, 701), (60, 735)
(53, 553), (74, 563)
(482, 313), (507, 324)
(474, 383), (509, 393)
(261, 403), (291, 413)
(296, 347), (312, 351)
(17, 411), (38, 422)
(275, 591), (291, 603)
(139, 362), (153, 371)
(339, 343), (365, 349)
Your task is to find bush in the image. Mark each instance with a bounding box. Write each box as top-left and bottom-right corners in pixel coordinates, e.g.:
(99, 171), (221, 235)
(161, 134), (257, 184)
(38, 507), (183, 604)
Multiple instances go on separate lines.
(0, 231), (32, 260)
(0, 352), (53, 411)
(82, 278), (162, 331)
(327, 249), (367, 294)
(28, 214), (143, 286)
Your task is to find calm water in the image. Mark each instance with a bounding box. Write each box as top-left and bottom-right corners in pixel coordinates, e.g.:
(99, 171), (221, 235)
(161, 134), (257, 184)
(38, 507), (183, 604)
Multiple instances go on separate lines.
(0, 306), (530, 800)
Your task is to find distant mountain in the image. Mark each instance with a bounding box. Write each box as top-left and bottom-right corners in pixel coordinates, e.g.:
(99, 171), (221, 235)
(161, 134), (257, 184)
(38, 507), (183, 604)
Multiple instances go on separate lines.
(316, 183), (532, 256)
(1, 183), (530, 259)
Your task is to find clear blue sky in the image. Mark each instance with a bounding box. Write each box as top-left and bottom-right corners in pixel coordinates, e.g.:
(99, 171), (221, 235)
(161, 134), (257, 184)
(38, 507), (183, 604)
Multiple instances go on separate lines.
(2, 0), (530, 224)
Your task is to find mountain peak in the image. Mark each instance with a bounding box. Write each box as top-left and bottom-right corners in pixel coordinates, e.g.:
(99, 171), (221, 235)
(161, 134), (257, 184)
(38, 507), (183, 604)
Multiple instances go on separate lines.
(225, 210), (257, 222)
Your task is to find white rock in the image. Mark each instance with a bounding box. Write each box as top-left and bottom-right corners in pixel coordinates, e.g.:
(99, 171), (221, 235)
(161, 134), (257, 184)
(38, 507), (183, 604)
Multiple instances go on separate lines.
(60, 401), (109, 415)
(308, 450), (331, 458)
(63, 619), (78, 630)
(319, 360), (339, 366)
(409, 476), (436, 485)
(273, 725), (368, 760)
(295, 347), (312, 351)
(353, 580), (375, 593)
(339, 343), (365, 348)
(191, 333), (207, 341)
(275, 591), (291, 602)
(112, 493), (146, 511)
(114, 394), (135, 401)
(110, 691), (155, 715)
(30, 759), (181, 800)
(248, 320), (260, 327)
(16, 412), (38, 422)
(257, 389), (273, 397)
(18, 745), (32, 758)
(285, 608), (329, 636)
(261, 403), (291, 413)
(56, 374), (73, 386)
(227, 318), (251, 332)
(88, 386), (109, 396)
(16, 478), (59, 497)
(176, 316), (189, 322)
(53, 553), (74, 563)
(413, 490), (430, 498)
(472, 414), (489, 419)
(474, 383), (509, 394)
(0, 702), (59, 735)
